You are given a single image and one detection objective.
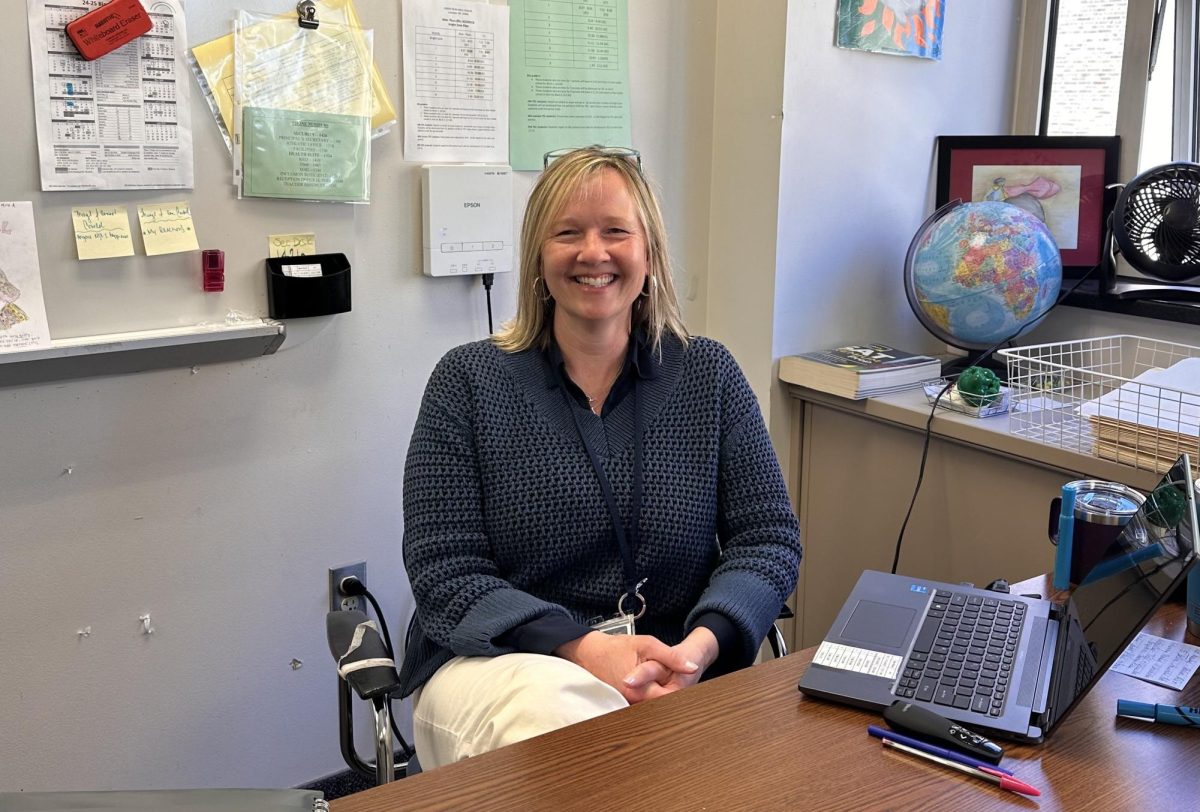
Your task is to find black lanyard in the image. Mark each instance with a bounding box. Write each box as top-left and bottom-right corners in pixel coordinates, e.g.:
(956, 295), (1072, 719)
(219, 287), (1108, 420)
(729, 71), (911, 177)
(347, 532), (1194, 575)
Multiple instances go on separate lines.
(564, 381), (645, 604)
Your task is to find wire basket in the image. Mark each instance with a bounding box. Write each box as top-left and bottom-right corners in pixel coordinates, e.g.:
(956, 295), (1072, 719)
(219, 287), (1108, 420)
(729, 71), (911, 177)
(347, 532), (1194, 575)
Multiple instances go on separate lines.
(997, 335), (1200, 475)
(923, 378), (1011, 418)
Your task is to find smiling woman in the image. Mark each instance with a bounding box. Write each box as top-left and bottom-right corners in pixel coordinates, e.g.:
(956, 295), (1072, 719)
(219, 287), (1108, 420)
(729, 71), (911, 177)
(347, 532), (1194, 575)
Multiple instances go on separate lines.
(398, 146), (802, 771)
(497, 146), (686, 356)
(539, 169), (649, 389)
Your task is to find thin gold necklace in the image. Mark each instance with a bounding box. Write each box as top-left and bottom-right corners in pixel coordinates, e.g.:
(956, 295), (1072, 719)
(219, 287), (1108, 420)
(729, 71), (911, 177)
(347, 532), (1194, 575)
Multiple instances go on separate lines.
(584, 369), (622, 414)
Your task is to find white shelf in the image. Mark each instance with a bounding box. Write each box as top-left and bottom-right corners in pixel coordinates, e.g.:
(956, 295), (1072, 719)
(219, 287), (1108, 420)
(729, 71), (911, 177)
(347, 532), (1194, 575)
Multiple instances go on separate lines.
(0, 319), (286, 386)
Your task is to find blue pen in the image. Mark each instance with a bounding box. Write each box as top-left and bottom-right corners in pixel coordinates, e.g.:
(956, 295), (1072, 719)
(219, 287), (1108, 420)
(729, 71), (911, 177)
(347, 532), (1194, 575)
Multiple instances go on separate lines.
(866, 725), (1014, 775)
(1116, 699), (1200, 727)
(1053, 483), (1077, 590)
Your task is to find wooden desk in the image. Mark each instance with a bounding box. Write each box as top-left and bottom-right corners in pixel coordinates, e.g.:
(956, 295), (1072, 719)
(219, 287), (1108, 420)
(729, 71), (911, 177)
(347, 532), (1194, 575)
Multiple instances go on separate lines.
(332, 577), (1200, 811)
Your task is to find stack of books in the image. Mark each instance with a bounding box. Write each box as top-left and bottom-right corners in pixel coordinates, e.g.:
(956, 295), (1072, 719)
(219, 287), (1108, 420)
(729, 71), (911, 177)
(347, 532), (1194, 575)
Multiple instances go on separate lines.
(780, 343), (941, 400)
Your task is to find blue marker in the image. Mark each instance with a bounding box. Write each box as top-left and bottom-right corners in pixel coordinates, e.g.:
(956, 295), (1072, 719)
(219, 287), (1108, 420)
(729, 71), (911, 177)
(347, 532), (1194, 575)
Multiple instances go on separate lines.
(867, 725), (1014, 774)
(1053, 483), (1077, 590)
(1117, 700), (1200, 727)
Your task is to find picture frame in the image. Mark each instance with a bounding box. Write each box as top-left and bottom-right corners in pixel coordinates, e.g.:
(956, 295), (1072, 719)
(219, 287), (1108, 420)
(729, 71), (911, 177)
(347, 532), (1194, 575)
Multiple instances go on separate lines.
(935, 135), (1120, 275)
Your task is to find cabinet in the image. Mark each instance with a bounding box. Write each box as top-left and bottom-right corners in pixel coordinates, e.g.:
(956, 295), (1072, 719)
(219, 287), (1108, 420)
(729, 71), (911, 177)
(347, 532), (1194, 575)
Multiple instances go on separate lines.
(781, 384), (1159, 652)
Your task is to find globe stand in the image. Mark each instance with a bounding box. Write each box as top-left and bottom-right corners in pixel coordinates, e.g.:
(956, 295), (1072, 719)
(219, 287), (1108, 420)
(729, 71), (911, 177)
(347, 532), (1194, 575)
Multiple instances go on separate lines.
(941, 353), (1007, 382)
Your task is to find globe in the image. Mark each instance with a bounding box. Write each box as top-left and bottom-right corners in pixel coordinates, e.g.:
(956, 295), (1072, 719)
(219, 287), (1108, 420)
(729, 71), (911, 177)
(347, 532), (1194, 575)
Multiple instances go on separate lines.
(904, 200), (1063, 350)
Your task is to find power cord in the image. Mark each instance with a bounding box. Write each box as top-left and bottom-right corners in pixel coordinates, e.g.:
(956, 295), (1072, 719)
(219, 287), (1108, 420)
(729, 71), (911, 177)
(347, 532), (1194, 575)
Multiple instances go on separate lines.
(890, 264), (1101, 575)
(339, 576), (416, 760)
(481, 273), (495, 334)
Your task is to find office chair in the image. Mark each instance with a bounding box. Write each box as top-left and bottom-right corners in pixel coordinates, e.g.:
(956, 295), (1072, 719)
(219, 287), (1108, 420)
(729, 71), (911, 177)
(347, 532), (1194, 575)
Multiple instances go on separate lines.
(325, 610), (416, 784)
(767, 604), (793, 659)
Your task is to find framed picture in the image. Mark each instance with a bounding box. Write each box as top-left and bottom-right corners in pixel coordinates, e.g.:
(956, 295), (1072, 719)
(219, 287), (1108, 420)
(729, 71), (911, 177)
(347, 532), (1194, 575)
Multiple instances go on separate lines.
(835, 0), (945, 61)
(935, 135), (1120, 274)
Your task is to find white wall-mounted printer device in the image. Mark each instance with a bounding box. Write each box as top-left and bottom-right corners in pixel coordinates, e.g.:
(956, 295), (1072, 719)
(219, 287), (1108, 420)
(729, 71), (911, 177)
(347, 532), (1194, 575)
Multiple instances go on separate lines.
(421, 164), (514, 278)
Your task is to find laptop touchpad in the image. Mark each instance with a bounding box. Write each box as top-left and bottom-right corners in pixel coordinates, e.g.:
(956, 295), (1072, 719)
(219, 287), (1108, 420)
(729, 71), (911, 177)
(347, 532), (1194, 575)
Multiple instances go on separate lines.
(841, 600), (916, 648)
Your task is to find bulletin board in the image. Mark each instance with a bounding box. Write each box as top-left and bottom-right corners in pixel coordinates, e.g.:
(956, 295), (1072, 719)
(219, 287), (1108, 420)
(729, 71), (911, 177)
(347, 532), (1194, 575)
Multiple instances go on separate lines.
(1, 0), (357, 343)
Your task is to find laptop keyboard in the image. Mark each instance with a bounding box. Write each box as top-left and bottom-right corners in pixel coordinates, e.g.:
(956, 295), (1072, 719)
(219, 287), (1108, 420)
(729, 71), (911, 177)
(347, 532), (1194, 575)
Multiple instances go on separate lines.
(894, 589), (1027, 717)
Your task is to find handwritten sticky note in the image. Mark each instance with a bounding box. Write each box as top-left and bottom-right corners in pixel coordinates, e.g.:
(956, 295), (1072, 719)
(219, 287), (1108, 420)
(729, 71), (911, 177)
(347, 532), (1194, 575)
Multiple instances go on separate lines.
(269, 233), (317, 258)
(137, 202), (200, 256)
(71, 206), (135, 260)
(1110, 631), (1200, 690)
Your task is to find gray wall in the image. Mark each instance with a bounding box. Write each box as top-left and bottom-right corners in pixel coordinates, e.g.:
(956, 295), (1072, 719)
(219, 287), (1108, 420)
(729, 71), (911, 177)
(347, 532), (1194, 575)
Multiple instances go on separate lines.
(0, 0), (718, 792)
(772, 1), (1024, 361)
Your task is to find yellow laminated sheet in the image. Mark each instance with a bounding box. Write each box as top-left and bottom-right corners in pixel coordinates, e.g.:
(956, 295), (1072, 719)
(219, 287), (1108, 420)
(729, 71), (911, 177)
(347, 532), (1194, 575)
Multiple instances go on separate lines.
(191, 0), (396, 143)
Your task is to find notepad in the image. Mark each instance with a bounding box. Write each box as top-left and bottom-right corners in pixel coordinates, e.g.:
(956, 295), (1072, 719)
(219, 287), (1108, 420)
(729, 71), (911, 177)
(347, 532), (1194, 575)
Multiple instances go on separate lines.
(1110, 631), (1200, 690)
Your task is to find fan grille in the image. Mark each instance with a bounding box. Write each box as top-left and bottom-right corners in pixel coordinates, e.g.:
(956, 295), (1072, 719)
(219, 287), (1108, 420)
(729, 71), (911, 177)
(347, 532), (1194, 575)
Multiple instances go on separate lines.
(1115, 163), (1200, 282)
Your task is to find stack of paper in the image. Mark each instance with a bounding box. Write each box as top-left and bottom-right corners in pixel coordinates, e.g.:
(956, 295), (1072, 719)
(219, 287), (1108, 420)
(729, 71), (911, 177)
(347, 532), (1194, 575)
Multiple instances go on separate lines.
(1079, 358), (1200, 473)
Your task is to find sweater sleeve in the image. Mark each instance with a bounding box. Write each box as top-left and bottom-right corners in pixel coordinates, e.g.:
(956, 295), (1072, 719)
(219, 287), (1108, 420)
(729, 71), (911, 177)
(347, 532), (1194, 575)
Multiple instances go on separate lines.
(684, 347), (802, 668)
(403, 353), (577, 657)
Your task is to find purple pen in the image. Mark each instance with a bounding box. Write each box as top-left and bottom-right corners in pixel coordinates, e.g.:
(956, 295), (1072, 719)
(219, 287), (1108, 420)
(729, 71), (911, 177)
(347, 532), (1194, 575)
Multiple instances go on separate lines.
(867, 725), (1014, 775)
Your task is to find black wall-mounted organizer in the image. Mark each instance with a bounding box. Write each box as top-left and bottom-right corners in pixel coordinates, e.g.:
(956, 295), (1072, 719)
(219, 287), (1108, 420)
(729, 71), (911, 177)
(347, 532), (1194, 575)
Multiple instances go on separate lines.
(266, 253), (352, 319)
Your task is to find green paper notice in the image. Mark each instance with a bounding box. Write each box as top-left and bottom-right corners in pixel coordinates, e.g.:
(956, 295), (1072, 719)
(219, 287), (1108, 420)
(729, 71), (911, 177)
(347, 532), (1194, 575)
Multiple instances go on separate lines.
(242, 107), (370, 202)
(509, 0), (632, 170)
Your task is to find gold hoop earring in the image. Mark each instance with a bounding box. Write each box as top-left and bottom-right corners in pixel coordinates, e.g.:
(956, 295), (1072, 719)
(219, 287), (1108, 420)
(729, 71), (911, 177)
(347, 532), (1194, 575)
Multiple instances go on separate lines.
(534, 276), (552, 303)
(640, 275), (657, 298)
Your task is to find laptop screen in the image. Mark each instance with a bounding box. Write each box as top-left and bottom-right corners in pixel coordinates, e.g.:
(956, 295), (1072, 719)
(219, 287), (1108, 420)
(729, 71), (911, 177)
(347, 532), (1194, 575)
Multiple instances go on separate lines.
(1045, 453), (1199, 730)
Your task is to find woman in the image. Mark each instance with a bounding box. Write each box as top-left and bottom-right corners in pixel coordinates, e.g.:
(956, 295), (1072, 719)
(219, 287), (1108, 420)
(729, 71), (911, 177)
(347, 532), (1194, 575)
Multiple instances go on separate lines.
(398, 146), (801, 769)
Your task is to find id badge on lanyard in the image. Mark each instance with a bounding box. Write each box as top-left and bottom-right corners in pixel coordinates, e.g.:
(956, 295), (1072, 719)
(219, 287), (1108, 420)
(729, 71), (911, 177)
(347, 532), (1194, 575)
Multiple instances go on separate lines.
(565, 376), (647, 637)
(590, 578), (647, 635)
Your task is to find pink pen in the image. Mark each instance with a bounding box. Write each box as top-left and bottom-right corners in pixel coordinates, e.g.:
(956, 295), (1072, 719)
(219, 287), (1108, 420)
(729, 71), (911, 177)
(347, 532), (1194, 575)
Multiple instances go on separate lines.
(882, 738), (1041, 797)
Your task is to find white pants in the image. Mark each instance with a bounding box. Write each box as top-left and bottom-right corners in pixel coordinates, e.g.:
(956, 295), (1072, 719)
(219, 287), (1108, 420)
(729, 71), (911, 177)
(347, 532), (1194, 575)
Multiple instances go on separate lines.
(412, 653), (629, 770)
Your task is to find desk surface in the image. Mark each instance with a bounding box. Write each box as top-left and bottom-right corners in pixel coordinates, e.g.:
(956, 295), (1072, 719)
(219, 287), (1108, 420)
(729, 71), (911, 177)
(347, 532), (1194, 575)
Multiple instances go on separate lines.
(332, 576), (1200, 811)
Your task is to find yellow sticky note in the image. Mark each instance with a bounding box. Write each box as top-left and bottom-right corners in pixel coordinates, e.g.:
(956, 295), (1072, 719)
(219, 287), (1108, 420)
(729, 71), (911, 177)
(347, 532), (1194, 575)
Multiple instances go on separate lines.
(71, 206), (135, 260)
(268, 233), (317, 258)
(137, 202), (200, 256)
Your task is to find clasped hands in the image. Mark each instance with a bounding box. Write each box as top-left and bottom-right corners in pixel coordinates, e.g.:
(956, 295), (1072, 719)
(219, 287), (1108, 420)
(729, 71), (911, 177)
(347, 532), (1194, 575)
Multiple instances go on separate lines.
(555, 626), (719, 704)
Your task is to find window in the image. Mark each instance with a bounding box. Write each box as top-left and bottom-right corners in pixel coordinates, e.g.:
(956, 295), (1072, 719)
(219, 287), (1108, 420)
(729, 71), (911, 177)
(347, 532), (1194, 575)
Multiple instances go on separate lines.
(1043, 0), (1128, 139)
(1016, 0), (1198, 178)
(1012, 0), (1200, 315)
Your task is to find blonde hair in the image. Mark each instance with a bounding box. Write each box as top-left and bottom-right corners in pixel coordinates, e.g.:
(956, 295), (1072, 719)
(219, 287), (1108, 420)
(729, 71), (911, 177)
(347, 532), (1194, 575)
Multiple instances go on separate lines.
(493, 147), (689, 354)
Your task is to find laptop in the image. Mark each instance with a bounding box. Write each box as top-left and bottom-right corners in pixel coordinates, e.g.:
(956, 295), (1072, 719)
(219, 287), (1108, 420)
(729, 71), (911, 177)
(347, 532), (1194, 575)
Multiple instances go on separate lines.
(798, 453), (1199, 743)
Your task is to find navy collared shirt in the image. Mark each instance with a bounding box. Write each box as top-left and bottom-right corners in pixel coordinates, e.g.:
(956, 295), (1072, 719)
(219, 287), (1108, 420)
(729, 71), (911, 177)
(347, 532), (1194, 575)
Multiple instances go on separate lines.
(544, 328), (656, 417)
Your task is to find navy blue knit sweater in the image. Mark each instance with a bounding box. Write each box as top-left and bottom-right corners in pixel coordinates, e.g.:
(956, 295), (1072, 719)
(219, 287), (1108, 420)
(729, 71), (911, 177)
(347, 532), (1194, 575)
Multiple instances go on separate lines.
(398, 334), (802, 696)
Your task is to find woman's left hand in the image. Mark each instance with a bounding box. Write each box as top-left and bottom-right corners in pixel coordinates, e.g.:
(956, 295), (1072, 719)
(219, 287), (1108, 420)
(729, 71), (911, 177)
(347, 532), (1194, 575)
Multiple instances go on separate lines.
(621, 627), (719, 699)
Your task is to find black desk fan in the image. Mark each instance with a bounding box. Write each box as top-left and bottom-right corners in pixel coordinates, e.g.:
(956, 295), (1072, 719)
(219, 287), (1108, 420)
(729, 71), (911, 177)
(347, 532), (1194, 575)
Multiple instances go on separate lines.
(1102, 162), (1200, 301)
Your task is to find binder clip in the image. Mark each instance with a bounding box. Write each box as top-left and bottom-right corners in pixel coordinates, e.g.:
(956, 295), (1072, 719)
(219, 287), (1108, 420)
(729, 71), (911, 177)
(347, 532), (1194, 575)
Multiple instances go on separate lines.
(297, 0), (319, 29)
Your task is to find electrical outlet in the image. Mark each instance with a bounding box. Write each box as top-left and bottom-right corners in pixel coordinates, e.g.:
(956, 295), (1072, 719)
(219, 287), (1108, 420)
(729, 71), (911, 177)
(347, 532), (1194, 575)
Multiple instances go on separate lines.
(329, 561), (367, 613)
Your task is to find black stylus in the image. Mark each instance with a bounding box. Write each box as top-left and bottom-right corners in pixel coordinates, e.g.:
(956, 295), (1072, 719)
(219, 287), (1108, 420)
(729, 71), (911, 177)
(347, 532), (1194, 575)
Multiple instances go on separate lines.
(883, 700), (1005, 764)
